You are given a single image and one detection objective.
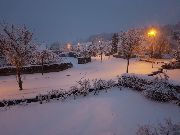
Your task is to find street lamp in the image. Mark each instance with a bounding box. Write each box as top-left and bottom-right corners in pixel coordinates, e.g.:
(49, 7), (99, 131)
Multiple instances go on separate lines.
(148, 28), (157, 68)
(148, 29), (157, 37)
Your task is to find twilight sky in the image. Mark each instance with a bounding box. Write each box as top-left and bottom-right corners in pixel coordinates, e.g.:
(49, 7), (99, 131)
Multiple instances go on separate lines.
(0, 0), (180, 44)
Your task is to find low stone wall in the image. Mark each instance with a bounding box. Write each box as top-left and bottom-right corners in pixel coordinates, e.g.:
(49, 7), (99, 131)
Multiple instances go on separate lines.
(0, 63), (73, 76)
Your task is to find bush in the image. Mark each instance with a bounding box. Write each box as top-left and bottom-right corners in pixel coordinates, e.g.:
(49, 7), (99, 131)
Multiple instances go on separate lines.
(142, 79), (177, 101)
(118, 73), (179, 102)
(0, 78), (117, 108)
(77, 79), (91, 96)
(136, 119), (180, 135)
(118, 73), (153, 91)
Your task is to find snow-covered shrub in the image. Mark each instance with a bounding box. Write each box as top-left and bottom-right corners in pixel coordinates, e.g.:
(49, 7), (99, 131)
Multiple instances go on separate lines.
(142, 79), (177, 101)
(106, 79), (116, 88)
(19, 98), (28, 106)
(93, 79), (106, 95)
(118, 73), (179, 102)
(37, 93), (52, 104)
(0, 100), (9, 108)
(56, 90), (68, 101)
(0, 78), (117, 108)
(38, 94), (51, 103)
(37, 94), (44, 104)
(38, 89), (68, 103)
(0, 100), (10, 110)
(136, 119), (180, 135)
(69, 85), (79, 99)
(92, 79), (116, 95)
(118, 73), (153, 91)
(143, 72), (177, 102)
(77, 79), (91, 96)
(48, 89), (60, 99)
(136, 125), (156, 135)
(103, 79), (116, 92)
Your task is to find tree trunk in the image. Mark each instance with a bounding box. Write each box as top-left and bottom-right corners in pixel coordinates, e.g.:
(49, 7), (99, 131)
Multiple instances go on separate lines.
(101, 53), (102, 63)
(17, 69), (23, 90)
(126, 58), (130, 73)
(41, 57), (44, 75)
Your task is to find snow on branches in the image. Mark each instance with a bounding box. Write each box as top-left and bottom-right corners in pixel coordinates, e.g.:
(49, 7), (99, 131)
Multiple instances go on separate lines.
(0, 24), (36, 67)
(136, 119), (180, 135)
(118, 73), (179, 102)
(32, 46), (60, 65)
(92, 37), (112, 62)
(0, 23), (36, 90)
(119, 29), (142, 73)
(74, 40), (112, 60)
(119, 29), (142, 58)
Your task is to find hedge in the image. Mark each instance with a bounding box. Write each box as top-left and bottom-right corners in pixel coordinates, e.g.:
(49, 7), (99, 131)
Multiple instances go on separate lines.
(118, 73), (180, 102)
(0, 79), (116, 107)
(0, 74), (179, 108)
(0, 63), (73, 76)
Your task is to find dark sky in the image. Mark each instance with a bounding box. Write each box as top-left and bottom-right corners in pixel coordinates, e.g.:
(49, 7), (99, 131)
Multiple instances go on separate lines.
(0, 0), (180, 44)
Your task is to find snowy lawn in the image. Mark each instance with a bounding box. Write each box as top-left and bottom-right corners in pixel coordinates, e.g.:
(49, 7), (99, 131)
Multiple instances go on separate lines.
(166, 69), (180, 83)
(0, 56), (178, 99)
(0, 87), (179, 135)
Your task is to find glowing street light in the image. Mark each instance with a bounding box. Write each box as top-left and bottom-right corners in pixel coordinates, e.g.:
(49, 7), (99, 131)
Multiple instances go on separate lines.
(148, 29), (157, 37)
(147, 28), (157, 68)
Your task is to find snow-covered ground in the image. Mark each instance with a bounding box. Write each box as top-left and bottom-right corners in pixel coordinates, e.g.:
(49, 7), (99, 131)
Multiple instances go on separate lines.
(0, 56), (179, 135)
(0, 88), (179, 135)
(166, 69), (180, 82)
(0, 56), (159, 99)
(0, 56), (179, 99)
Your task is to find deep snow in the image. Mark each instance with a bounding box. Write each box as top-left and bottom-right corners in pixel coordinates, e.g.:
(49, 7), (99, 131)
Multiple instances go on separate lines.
(0, 88), (179, 135)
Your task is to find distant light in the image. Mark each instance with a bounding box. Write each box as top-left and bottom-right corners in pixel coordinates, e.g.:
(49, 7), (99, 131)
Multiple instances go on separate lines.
(67, 43), (71, 49)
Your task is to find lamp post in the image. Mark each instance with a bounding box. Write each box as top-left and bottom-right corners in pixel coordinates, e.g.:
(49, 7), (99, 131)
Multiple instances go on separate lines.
(148, 29), (157, 68)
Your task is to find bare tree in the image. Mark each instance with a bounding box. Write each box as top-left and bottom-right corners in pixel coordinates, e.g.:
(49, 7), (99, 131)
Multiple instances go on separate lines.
(157, 35), (171, 58)
(119, 29), (142, 73)
(0, 23), (36, 90)
(145, 34), (171, 59)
